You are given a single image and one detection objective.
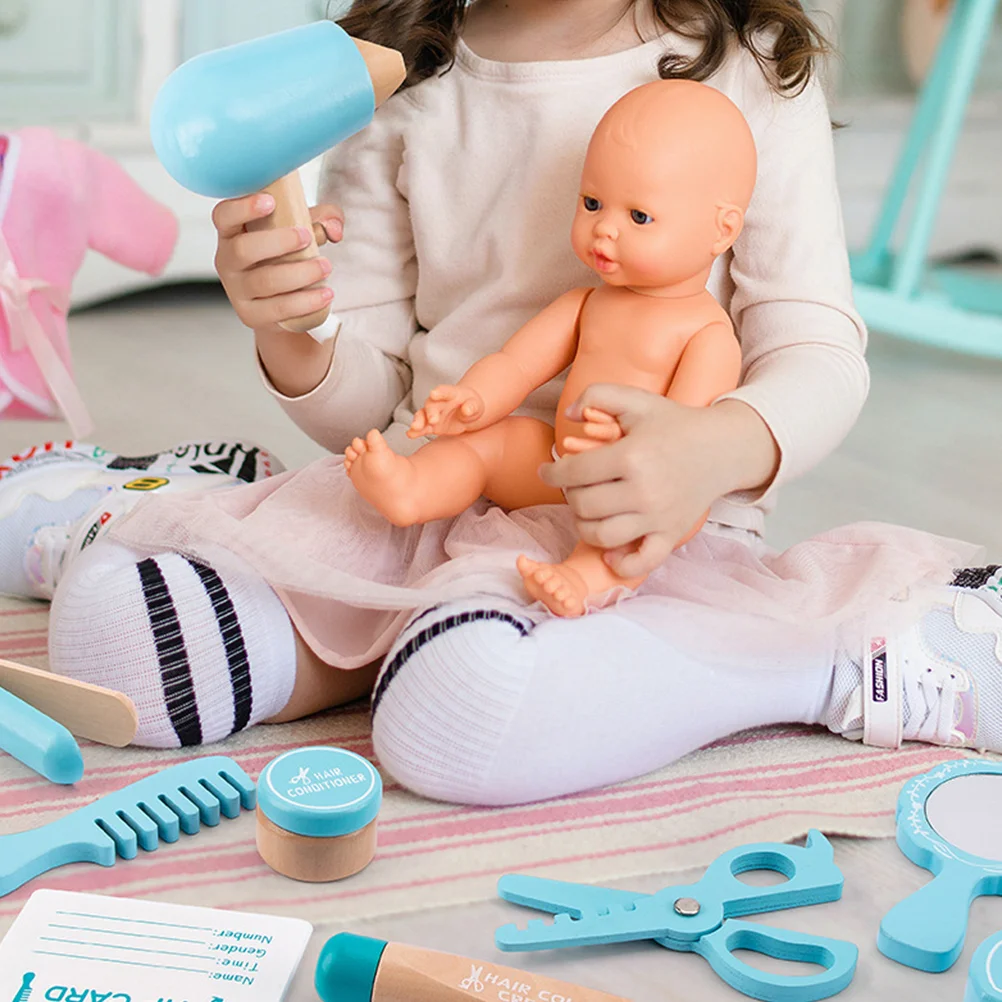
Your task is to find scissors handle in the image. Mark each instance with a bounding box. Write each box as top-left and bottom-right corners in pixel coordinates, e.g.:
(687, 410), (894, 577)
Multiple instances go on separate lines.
(694, 921), (858, 1002)
(698, 831), (844, 920)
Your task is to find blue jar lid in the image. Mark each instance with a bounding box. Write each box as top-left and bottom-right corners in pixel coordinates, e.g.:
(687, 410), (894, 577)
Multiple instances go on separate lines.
(967, 932), (1002, 1002)
(258, 747), (382, 838)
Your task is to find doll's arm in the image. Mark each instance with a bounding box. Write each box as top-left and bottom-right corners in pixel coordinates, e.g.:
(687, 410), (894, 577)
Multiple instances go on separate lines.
(666, 321), (742, 408)
(419, 287), (589, 434)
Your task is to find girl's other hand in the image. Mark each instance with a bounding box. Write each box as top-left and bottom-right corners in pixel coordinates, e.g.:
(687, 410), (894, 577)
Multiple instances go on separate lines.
(212, 193), (344, 334)
(408, 385), (486, 437)
(540, 384), (779, 578)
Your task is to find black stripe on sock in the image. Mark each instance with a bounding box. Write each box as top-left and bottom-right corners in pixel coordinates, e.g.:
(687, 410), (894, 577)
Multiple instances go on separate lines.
(372, 609), (529, 716)
(137, 558), (203, 747)
(952, 565), (1002, 589)
(187, 559), (254, 734)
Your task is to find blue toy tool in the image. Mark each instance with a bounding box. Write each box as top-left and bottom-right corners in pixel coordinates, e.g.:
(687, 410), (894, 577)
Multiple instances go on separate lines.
(0, 686), (83, 785)
(495, 830), (858, 1002)
(879, 759), (1002, 973)
(967, 931), (1002, 1002)
(0, 755), (255, 898)
(151, 21), (405, 335)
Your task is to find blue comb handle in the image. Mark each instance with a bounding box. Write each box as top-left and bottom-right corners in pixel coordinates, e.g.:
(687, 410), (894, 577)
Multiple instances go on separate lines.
(0, 756), (255, 897)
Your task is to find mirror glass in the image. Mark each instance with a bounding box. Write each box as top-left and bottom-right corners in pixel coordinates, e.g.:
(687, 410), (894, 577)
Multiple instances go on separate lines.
(925, 774), (1002, 861)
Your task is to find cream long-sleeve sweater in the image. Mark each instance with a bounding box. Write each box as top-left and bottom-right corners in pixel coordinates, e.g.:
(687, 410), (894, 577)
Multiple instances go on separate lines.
(263, 33), (868, 536)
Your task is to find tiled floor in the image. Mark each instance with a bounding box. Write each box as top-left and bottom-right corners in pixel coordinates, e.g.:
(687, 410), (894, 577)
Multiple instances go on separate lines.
(2, 285), (1001, 1000)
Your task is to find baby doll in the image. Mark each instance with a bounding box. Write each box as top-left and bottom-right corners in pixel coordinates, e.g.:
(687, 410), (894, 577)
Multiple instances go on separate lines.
(345, 79), (757, 617)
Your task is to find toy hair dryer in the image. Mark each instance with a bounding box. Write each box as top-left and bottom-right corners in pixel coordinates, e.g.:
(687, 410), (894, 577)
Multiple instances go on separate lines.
(151, 21), (406, 334)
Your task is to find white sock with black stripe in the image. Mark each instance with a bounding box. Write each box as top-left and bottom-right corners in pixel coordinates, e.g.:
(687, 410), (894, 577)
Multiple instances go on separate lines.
(49, 539), (296, 747)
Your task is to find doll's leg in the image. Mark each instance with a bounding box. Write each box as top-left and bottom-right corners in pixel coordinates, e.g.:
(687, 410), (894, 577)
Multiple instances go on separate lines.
(517, 539), (645, 618)
(345, 417), (563, 525)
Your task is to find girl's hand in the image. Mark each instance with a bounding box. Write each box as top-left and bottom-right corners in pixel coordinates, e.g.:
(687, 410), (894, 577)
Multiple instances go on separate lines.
(212, 193), (344, 333)
(408, 385), (486, 438)
(540, 384), (779, 578)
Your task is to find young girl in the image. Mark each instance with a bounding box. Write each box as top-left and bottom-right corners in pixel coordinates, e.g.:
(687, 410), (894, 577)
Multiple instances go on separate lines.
(2, 0), (999, 806)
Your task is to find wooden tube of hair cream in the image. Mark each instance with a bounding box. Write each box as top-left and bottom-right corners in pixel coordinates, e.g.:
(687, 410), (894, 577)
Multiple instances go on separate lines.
(316, 933), (631, 1002)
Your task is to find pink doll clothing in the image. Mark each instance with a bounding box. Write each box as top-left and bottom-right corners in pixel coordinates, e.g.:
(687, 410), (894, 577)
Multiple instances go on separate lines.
(109, 453), (983, 672)
(0, 128), (178, 436)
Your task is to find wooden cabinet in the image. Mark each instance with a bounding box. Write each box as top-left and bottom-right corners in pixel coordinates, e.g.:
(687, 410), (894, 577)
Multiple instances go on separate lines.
(0, 0), (140, 125)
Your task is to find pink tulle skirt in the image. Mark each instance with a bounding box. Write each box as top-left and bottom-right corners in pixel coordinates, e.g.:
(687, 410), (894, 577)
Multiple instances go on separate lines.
(109, 452), (984, 668)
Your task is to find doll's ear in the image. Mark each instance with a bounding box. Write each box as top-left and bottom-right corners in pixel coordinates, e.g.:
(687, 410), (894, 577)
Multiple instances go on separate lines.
(711, 204), (745, 256)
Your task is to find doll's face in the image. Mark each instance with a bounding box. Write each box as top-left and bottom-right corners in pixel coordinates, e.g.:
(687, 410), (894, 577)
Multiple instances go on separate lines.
(571, 137), (726, 290)
(569, 80), (757, 293)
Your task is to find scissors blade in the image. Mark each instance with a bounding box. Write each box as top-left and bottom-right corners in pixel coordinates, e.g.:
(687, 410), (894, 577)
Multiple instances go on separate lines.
(496, 895), (690, 952)
(498, 875), (648, 917)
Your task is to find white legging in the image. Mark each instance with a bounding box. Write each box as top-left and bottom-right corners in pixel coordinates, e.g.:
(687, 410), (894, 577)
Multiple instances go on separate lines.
(370, 594), (838, 805)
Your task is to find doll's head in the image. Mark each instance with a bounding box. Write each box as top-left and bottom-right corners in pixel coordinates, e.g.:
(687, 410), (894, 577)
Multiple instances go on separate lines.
(571, 79), (757, 292)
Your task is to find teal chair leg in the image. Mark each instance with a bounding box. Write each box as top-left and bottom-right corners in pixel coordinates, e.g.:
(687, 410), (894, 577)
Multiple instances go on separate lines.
(850, 0), (1002, 359)
(890, 0), (1000, 297)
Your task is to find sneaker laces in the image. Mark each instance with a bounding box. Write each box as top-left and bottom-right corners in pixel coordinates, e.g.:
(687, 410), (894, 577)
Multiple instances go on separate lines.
(901, 654), (965, 746)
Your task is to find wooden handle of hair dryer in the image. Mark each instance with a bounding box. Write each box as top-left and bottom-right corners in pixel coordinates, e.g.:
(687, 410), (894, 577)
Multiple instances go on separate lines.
(246, 170), (332, 334)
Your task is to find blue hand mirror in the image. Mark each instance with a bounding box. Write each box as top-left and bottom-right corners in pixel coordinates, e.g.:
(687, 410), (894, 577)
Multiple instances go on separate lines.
(879, 759), (1002, 973)
(967, 931), (1002, 1002)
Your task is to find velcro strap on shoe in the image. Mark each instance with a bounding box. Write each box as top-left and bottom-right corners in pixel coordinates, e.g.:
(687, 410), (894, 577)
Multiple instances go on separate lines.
(863, 633), (903, 748)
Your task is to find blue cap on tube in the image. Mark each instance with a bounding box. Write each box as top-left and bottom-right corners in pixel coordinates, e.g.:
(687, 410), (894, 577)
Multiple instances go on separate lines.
(316, 933), (389, 1002)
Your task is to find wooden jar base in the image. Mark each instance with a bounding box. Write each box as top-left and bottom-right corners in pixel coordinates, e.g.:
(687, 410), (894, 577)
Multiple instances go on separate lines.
(256, 806), (377, 882)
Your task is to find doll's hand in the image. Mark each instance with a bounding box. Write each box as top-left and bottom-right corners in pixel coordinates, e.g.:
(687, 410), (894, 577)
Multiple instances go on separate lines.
(408, 385), (486, 438)
(212, 193), (343, 334)
(561, 407), (625, 453)
(540, 385), (776, 578)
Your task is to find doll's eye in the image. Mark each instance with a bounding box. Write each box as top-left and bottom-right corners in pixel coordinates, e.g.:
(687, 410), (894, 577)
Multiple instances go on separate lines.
(583, 196), (601, 212)
(631, 209), (654, 225)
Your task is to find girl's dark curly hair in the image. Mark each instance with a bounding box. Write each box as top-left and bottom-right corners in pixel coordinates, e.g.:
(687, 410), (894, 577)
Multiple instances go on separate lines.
(335, 0), (831, 94)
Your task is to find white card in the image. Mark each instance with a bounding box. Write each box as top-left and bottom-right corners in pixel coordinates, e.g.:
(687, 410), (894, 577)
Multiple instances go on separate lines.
(0, 890), (312, 1001)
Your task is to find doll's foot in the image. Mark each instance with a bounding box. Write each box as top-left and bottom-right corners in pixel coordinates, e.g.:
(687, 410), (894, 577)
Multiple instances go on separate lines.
(344, 430), (422, 526)
(517, 556), (588, 618)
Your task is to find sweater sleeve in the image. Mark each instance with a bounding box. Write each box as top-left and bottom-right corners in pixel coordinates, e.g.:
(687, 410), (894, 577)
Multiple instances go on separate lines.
(262, 94), (418, 455)
(718, 69), (869, 507)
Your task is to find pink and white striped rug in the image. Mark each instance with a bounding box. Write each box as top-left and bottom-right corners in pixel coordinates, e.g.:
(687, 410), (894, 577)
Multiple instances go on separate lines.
(0, 597), (989, 935)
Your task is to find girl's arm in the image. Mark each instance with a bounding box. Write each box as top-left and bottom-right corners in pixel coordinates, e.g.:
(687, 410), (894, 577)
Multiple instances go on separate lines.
(717, 64), (869, 503)
(259, 99), (418, 455)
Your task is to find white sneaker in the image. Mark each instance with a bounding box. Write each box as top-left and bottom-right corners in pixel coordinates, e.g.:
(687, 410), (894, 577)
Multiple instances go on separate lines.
(857, 579), (1002, 753)
(0, 440), (283, 600)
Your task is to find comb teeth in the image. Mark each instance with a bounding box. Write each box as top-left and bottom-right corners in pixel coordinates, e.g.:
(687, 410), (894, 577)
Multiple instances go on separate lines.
(90, 760), (256, 859)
